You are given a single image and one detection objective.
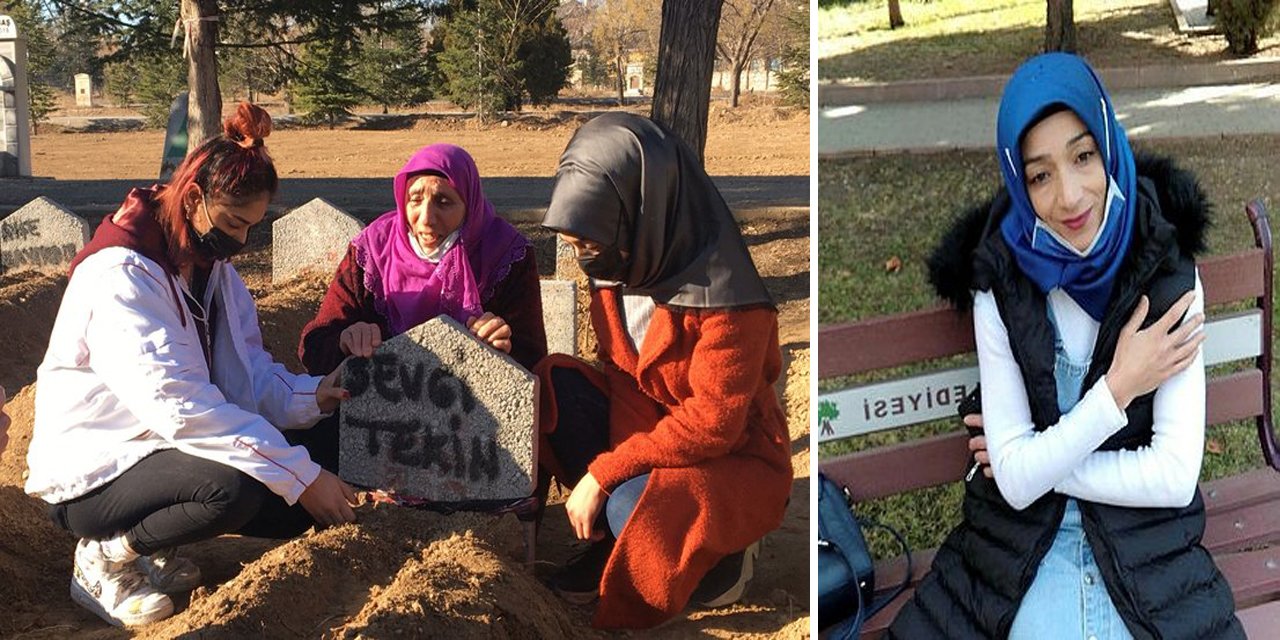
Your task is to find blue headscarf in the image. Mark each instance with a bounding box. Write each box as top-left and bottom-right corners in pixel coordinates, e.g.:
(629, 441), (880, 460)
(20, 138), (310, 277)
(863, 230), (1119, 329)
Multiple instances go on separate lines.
(996, 53), (1136, 321)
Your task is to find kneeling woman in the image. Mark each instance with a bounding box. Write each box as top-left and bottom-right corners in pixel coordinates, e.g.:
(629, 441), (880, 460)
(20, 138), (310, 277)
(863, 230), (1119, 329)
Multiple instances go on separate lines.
(889, 54), (1242, 639)
(536, 113), (793, 629)
(26, 103), (355, 628)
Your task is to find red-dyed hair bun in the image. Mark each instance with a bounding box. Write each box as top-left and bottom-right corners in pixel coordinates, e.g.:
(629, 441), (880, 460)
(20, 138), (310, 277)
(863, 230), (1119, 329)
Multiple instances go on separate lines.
(224, 102), (272, 149)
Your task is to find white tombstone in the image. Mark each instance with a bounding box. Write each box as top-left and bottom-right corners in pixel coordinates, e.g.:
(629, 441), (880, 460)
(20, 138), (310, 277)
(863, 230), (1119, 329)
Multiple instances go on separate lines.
(0, 15), (32, 178)
(0, 197), (90, 271)
(540, 279), (577, 356)
(74, 73), (93, 107)
(271, 198), (365, 283)
(339, 315), (538, 503)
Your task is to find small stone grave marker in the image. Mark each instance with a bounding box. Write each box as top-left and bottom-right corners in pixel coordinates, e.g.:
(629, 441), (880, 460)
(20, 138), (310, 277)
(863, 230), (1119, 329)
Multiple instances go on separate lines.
(339, 315), (538, 503)
(272, 198), (364, 283)
(0, 197), (89, 271)
(539, 279), (576, 356)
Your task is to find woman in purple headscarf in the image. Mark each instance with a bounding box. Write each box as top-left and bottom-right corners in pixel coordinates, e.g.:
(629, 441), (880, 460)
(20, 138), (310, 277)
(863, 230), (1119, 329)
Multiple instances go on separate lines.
(299, 144), (548, 440)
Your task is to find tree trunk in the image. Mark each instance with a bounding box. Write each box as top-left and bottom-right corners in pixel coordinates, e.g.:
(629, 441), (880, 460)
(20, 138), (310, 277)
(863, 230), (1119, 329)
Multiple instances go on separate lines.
(182, 0), (222, 151)
(730, 59), (745, 107)
(652, 0), (723, 163)
(1045, 0), (1076, 53)
(615, 52), (625, 107)
(888, 0), (904, 29)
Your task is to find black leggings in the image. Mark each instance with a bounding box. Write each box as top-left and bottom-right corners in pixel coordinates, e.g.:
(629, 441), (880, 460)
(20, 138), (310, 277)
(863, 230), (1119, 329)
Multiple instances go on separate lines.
(50, 419), (338, 556)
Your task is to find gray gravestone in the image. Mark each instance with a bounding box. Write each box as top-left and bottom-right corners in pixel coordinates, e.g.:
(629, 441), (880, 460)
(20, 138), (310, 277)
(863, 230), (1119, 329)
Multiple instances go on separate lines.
(554, 234), (577, 281)
(539, 279), (576, 356)
(339, 315), (538, 503)
(272, 197), (365, 283)
(74, 73), (93, 107)
(1, 197), (89, 271)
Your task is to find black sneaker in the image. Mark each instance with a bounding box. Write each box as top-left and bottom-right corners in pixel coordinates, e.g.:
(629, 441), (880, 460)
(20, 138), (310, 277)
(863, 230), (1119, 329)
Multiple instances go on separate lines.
(551, 538), (614, 605)
(691, 540), (760, 608)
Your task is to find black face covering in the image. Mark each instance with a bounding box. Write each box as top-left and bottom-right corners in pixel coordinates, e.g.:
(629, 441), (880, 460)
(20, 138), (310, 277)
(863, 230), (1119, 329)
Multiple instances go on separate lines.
(188, 194), (246, 261)
(577, 245), (628, 281)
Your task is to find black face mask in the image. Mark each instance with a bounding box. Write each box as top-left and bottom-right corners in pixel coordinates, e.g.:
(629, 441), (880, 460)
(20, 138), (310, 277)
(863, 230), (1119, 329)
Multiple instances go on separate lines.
(188, 194), (246, 261)
(577, 244), (628, 282)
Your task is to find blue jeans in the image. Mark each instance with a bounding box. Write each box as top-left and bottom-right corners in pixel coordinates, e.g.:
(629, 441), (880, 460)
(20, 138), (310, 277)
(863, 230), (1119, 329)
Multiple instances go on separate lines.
(605, 473), (650, 537)
(1008, 307), (1134, 639)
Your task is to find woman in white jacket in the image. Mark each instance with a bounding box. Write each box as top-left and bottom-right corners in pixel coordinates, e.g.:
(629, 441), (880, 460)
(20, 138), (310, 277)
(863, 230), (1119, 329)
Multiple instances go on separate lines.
(25, 103), (355, 628)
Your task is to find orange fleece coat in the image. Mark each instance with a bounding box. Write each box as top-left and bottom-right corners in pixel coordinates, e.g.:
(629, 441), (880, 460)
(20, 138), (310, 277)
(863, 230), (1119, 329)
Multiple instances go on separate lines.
(534, 288), (793, 629)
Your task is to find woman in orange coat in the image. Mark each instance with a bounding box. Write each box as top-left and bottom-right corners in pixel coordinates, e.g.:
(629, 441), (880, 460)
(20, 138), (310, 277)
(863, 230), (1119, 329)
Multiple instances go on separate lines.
(535, 112), (793, 629)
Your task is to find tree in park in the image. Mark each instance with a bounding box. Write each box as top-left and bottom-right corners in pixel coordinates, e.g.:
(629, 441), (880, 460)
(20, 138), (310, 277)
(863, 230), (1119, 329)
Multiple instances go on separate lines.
(586, 0), (655, 106)
(356, 19), (432, 113)
(1045, 0), (1076, 52)
(888, 0), (904, 29)
(651, 0), (723, 163)
(435, 0), (570, 118)
(294, 30), (361, 129)
(774, 0), (808, 108)
(717, 0), (778, 108)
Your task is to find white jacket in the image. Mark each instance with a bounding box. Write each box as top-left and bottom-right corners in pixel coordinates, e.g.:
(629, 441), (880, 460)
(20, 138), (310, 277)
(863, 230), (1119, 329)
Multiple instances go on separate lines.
(26, 247), (325, 505)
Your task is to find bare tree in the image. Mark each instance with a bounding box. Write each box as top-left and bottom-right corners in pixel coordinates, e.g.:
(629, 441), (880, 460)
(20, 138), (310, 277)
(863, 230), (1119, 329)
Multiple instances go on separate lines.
(651, 0), (723, 163)
(1045, 0), (1076, 52)
(590, 0), (655, 106)
(717, 0), (777, 108)
(888, 0), (904, 29)
(181, 0), (222, 149)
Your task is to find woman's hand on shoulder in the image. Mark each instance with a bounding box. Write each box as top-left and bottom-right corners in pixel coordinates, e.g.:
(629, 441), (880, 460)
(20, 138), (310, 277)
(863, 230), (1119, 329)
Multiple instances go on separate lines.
(1106, 292), (1205, 410)
(467, 312), (512, 353)
(339, 322), (382, 358)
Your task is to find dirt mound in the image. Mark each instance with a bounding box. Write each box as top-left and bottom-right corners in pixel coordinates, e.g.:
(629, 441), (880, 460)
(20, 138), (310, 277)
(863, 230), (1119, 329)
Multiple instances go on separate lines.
(0, 270), (68, 393)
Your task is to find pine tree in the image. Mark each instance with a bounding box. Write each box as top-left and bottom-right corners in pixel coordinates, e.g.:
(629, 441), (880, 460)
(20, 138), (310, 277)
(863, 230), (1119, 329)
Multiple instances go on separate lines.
(775, 0), (808, 108)
(294, 34), (362, 129)
(356, 20), (432, 113)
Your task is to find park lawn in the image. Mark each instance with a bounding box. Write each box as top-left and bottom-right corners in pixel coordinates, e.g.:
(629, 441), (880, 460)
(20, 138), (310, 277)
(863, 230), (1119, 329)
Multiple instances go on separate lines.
(818, 0), (1280, 84)
(818, 134), (1280, 557)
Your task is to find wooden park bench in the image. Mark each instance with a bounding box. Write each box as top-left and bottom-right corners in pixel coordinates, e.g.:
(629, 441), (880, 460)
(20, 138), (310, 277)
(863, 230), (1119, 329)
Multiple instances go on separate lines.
(818, 200), (1280, 638)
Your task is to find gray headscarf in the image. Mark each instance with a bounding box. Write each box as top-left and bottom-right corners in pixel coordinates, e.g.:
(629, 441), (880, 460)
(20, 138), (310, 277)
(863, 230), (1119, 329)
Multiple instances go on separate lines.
(543, 113), (773, 309)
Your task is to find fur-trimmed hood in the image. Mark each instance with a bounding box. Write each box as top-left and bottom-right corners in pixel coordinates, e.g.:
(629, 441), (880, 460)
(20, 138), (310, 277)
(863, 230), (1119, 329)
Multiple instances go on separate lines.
(927, 153), (1211, 310)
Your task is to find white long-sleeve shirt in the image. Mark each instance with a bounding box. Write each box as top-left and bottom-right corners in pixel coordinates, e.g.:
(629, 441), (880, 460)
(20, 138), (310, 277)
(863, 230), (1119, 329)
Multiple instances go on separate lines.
(26, 247), (328, 505)
(975, 272), (1206, 511)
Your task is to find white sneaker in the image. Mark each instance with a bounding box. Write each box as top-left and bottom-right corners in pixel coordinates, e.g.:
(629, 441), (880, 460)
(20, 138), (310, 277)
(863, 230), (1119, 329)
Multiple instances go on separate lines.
(137, 547), (202, 593)
(70, 539), (174, 627)
(694, 540), (760, 608)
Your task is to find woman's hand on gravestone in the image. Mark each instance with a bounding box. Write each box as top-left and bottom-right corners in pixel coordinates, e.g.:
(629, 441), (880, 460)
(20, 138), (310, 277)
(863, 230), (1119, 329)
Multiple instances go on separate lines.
(299, 469), (358, 527)
(566, 472), (608, 542)
(1106, 292), (1205, 411)
(339, 322), (382, 358)
(316, 360), (351, 414)
(467, 312), (513, 354)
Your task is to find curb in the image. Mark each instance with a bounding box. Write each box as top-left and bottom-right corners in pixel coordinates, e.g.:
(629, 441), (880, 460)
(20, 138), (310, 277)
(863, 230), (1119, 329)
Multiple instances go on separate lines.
(818, 58), (1280, 105)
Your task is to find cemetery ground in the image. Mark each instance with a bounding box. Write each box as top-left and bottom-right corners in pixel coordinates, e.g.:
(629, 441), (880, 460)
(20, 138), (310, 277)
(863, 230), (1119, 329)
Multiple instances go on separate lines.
(818, 0), (1280, 84)
(0, 103), (810, 638)
(818, 133), (1278, 558)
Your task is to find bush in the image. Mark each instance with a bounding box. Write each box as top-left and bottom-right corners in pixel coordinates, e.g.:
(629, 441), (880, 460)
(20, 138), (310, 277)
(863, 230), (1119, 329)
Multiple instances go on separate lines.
(1216, 0), (1280, 55)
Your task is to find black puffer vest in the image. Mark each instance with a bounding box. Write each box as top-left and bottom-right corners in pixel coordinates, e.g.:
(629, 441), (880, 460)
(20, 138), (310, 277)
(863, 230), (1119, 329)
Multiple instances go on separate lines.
(887, 155), (1244, 639)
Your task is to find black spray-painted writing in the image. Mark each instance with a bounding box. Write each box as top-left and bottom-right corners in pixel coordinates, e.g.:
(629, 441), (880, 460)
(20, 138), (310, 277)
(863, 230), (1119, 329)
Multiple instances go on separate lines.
(346, 352), (495, 482)
(3, 243), (76, 267)
(347, 353), (475, 411)
(347, 415), (500, 482)
(0, 218), (39, 242)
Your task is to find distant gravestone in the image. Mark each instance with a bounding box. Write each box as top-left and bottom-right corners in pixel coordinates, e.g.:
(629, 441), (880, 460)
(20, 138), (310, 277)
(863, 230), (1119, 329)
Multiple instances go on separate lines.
(339, 315), (538, 503)
(272, 198), (364, 283)
(539, 279), (576, 356)
(0, 197), (89, 271)
(0, 14), (31, 178)
(74, 73), (93, 107)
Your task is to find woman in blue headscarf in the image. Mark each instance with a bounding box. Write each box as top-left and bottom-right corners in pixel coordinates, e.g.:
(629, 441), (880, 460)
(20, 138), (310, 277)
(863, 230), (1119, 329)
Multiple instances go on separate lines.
(888, 53), (1244, 638)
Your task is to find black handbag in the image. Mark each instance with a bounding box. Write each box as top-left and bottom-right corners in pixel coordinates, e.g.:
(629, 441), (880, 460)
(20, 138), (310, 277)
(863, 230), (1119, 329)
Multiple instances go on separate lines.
(817, 472), (911, 638)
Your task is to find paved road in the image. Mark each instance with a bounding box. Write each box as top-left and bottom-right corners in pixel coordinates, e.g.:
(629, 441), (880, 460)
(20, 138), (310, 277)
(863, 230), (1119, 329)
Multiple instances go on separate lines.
(819, 82), (1280, 156)
(0, 175), (809, 223)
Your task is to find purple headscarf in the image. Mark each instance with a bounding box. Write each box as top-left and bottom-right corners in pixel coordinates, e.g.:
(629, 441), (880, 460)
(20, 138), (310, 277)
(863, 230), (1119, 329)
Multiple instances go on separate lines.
(352, 144), (530, 335)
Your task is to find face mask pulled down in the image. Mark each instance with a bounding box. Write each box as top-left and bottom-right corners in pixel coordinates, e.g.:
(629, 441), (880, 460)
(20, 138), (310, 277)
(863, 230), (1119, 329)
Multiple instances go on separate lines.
(577, 244), (629, 282)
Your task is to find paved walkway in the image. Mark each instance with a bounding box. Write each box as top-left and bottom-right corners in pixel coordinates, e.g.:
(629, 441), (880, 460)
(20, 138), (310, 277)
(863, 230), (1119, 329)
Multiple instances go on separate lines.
(819, 81), (1280, 156)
